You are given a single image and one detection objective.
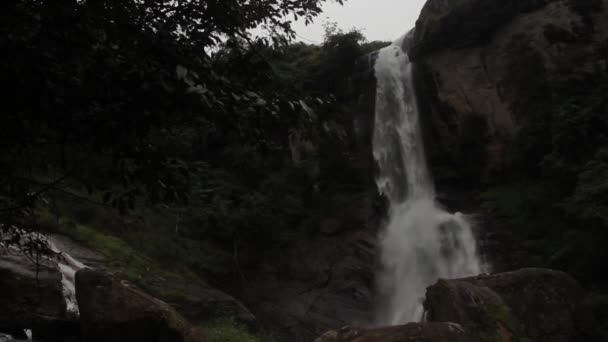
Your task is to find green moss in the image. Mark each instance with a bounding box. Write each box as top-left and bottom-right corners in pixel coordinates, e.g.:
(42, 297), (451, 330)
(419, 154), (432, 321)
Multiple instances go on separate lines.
(53, 220), (167, 287)
(204, 318), (272, 342)
(478, 300), (527, 342)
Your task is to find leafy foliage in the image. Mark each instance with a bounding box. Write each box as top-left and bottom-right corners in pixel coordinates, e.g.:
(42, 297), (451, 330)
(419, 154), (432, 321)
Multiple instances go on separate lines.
(0, 0), (383, 317)
(205, 317), (269, 342)
(0, 0), (340, 247)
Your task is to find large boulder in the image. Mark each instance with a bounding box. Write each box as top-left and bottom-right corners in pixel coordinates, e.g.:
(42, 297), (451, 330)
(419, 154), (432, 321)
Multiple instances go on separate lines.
(75, 269), (206, 342)
(425, 268), (589, 342)
(312, 323), (470, 342)
(313, 268), (589, 342)
(0, 253), (76, 341)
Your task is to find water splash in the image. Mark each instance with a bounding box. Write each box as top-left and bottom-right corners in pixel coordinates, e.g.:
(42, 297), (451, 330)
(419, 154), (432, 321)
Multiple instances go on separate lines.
(373, 32), (482, 325)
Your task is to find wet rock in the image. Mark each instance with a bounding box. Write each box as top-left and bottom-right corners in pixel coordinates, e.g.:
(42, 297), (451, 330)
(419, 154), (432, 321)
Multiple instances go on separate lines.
(47, 234), (106, 270)
(75, 269), (207, 342)
(313, 323), (470, 342)
(0, 253), (76, 341)
(425, 268), (589, 342)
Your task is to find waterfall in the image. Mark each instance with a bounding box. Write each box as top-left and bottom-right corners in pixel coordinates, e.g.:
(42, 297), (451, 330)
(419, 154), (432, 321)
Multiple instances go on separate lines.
(373, 32), (482, 325)
(47, 237), (87, 315)
(1, 227), (86, 315)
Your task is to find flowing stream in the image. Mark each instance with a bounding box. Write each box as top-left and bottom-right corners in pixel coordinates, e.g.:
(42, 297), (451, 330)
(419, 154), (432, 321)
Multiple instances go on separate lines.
(0, 228), (86, 341)
(47, 236), (87, 315)
(373, 32), (482, 325)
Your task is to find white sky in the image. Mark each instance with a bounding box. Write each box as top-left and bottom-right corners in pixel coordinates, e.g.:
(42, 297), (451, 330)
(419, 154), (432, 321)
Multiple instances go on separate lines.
(293, 0), (427, 44)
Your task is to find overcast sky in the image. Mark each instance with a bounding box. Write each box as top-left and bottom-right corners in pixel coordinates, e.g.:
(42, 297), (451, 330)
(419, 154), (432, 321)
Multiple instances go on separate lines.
(292, 0), (427, 44)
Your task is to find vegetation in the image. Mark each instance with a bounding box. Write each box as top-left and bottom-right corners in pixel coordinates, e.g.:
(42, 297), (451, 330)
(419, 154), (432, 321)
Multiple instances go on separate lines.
(0, 3), (389, 341)
(3, 0), (606, 340)
(0, 0), (386, 263)
(204, 318), (269, 342)
(470, 32), (608, 334)
(0, 0), (343, 241)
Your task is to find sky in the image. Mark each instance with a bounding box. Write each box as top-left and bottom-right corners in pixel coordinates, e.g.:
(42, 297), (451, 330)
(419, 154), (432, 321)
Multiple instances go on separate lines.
(293, 0), (427, 44)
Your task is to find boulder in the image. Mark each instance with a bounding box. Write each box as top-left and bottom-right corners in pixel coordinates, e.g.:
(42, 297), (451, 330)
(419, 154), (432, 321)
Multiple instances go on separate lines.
(425, 268), (589, 342)
(313, 323), (470, 342)
(0, 253), (76, 341)
(75, 269), (206, 342)
(424, 278), (522, 341)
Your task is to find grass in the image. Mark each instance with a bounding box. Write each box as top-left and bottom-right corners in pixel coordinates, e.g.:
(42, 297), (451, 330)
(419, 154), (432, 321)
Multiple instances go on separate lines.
(204, 318), (261, 342)
(42, 211), (170, 288)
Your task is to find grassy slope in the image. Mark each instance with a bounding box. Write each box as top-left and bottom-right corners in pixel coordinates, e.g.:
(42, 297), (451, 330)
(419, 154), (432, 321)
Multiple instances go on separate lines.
(37, 192), (267, 341)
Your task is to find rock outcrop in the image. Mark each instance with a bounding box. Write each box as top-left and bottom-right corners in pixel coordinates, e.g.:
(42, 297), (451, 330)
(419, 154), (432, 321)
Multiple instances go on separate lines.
(314, 268), (590, 342)
(313, 323), (469, 342)
(425, 268), (589, 342)
(75, 269), (207, 342)
(0, 252), (76, 341)
(411, 0), (608, 179)
(242, 193), (379, 342)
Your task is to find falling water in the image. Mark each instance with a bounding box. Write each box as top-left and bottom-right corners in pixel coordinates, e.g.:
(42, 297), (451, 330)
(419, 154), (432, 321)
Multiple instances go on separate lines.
(373, 32), (482, 325)
(0, 227), (86, 315)
(47, 237), (87, 315)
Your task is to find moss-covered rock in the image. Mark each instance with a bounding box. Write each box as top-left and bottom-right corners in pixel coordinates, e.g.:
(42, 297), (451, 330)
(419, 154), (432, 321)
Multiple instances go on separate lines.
(425, 269), (589, 342)
(425, 279), (521, 342)
(313, 323), (470, 342)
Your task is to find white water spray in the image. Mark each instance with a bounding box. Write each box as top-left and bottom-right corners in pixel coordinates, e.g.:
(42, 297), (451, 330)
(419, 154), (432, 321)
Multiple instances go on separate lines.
(373, 32), (482, 325)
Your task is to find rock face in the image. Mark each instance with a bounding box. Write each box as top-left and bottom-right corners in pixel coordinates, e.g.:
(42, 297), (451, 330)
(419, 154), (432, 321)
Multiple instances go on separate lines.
(242, 193), (379, 342)
(409, 0), (559, 58)
(425, 268), (589, 342)
(0, 252), (75, 341)
(410, 0), (608, 179)
(75, 269), (206, 342)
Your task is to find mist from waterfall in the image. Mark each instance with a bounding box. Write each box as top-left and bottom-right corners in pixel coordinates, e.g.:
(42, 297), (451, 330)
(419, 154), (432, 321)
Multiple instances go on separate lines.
(373, 32), (482, 325)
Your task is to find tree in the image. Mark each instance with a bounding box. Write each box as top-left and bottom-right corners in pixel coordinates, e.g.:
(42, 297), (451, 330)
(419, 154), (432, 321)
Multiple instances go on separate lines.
(0, 0), (341, 249)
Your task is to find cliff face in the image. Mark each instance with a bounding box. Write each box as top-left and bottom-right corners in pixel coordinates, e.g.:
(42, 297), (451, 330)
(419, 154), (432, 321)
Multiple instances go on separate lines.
(411, 0), (608, 182)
